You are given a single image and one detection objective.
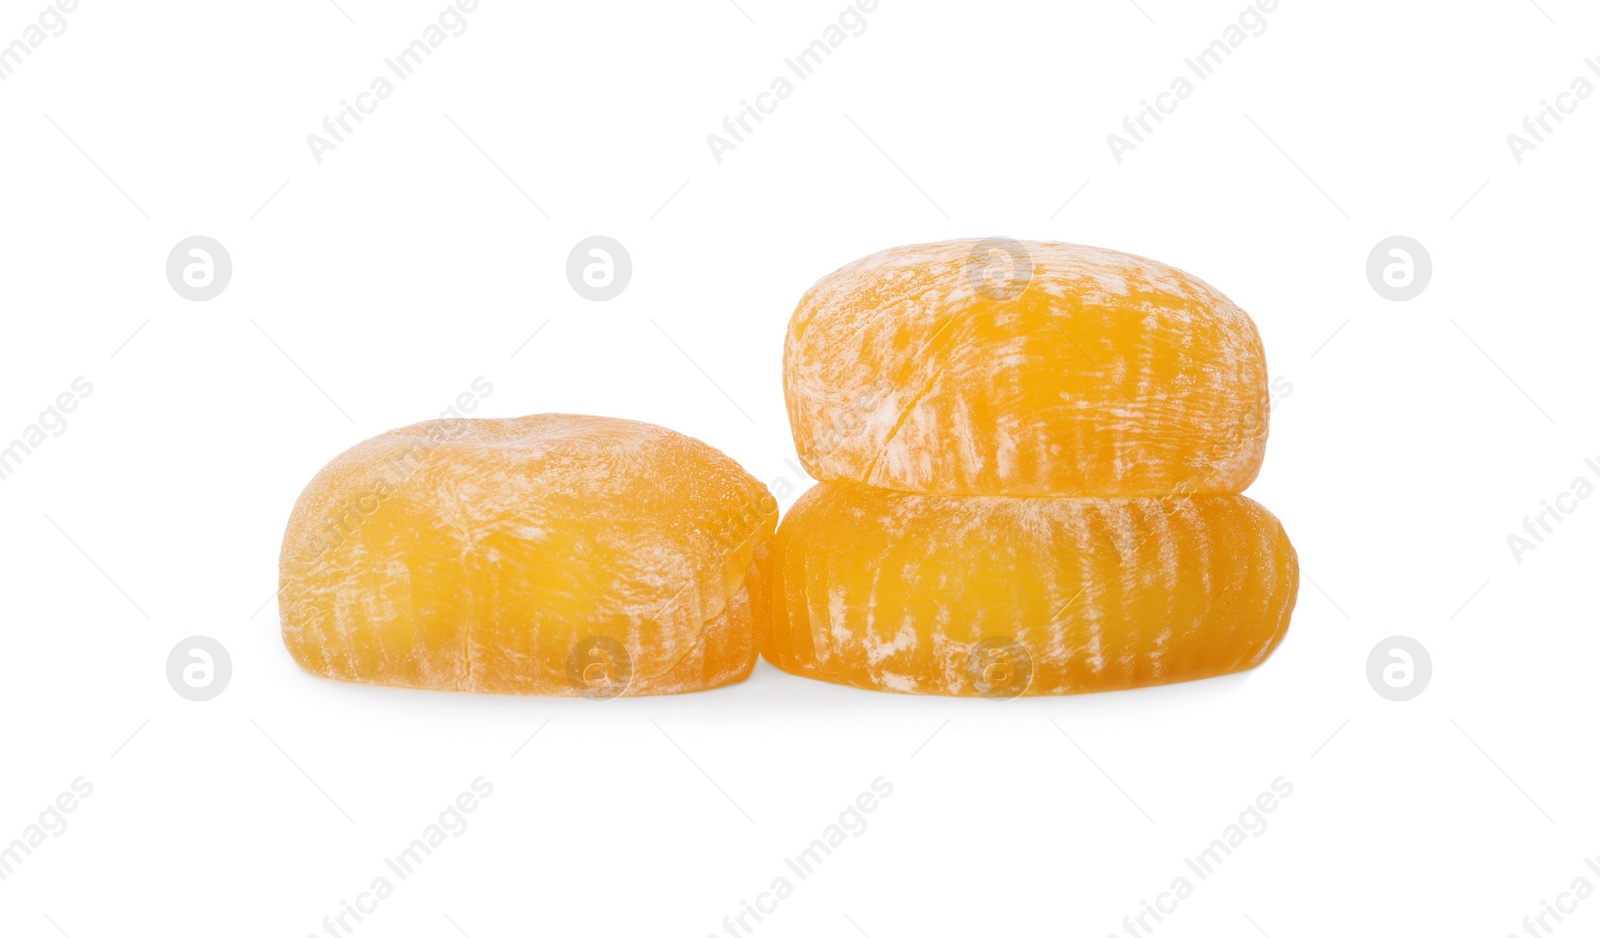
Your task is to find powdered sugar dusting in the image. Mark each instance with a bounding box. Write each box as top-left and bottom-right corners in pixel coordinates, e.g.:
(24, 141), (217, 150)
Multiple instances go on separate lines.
(280, 414), (776, 695)
(763, 484), (1298, 697)
(785, 239), (1269, 496)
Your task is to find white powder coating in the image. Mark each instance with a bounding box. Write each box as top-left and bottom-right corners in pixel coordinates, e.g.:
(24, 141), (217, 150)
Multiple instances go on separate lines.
(764, 483), (1299, 697)
(784, 239), (1270, 496)
(279, 414), (776, 695)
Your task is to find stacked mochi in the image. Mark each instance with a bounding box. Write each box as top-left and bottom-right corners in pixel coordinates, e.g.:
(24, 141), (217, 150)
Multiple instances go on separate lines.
(762, 239), (1299, 697)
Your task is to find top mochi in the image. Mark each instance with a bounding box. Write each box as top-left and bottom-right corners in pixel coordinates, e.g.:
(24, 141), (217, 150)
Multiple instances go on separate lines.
(783, 239), (1270, 497)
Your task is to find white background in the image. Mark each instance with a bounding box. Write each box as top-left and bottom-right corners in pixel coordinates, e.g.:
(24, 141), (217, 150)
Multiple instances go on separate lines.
(2, 0), (1597, 935)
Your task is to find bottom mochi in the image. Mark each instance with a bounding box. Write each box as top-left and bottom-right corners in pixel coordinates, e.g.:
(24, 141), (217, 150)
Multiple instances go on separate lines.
(761, 483), (1298, 697)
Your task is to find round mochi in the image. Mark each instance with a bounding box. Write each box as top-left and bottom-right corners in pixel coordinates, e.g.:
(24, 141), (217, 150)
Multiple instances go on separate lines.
(784, 239), (1270, 497)
(279, 414), (776, 696)
(761, 482), (1298, 697)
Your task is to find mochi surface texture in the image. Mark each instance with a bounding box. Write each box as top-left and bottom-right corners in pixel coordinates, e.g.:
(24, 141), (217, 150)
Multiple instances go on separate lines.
(279, 414), (775, 696)
(771, 238), (1298, 696)
(762, 483), (1298, 697)
(784, 239), (1269, 497)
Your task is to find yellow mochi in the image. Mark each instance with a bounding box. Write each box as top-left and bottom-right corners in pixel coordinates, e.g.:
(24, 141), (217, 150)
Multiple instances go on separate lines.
(784, 239), (1270, 497)
(279, 414), (775, 695)
(762, 482), (1298, 696)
